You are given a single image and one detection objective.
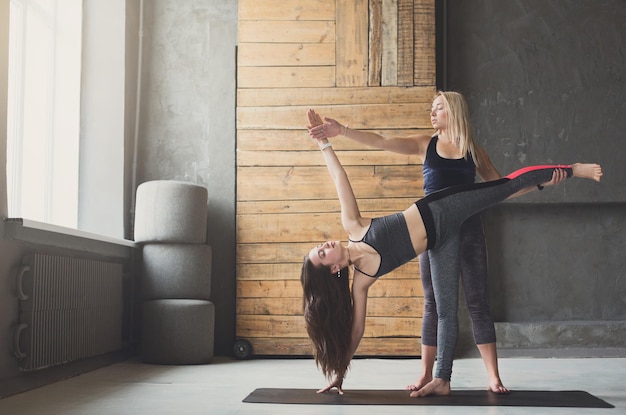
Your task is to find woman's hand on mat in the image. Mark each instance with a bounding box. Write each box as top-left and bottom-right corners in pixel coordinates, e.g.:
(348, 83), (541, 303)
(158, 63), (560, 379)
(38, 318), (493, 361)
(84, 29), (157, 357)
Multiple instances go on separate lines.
(317, 376), (344, 395)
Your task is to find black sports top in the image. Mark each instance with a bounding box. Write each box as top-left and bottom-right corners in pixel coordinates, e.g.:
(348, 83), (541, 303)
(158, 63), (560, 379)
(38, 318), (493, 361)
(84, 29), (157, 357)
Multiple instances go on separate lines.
(349, 212), (417, 278)
(422, 136), (476, 195)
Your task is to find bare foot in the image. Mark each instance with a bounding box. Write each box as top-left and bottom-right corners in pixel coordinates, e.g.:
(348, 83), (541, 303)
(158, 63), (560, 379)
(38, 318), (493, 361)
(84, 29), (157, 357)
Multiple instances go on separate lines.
(572, 163), (603, 182)
(405, 374), (432, 392)
(488, 377), (510, 394)
(409, 378), (451, 397)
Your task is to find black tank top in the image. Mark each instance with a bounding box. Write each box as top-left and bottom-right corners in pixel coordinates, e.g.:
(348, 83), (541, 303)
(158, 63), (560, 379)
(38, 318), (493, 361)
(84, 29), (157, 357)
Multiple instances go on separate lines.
(422, 136), (476, 195)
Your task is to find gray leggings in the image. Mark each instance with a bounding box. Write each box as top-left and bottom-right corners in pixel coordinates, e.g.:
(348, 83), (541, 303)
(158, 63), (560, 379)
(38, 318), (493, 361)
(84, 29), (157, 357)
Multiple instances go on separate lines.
(420, 213), (495, 348)
(415, 165), (573, 380)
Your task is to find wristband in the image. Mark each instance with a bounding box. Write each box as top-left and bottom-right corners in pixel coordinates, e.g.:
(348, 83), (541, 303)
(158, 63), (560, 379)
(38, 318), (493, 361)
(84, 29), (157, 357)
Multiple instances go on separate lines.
(320, 142), (333, 150)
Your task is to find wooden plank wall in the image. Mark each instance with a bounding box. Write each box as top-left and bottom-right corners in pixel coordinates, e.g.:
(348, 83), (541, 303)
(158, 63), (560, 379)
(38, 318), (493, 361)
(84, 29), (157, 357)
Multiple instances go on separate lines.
(237, 0), (436, 356)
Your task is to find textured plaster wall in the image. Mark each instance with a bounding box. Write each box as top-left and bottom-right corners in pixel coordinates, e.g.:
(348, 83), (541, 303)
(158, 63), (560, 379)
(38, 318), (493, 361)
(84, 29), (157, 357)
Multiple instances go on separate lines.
(446, 0), (624, 202)
(136, 0), (237, 355)
(446, 0), (626, 352)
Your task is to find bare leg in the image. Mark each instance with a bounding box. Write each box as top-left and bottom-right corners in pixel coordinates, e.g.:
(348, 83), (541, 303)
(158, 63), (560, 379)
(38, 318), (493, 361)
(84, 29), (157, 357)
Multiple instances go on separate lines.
(410, 378), (451, 397)
(406, 344), (436, 391)
(477, 342), (509, 394)
(571, 163), (603, 181)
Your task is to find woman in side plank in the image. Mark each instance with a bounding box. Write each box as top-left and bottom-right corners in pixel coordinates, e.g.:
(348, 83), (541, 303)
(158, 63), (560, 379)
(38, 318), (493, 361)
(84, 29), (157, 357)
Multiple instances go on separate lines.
(302, 108), (602, 397)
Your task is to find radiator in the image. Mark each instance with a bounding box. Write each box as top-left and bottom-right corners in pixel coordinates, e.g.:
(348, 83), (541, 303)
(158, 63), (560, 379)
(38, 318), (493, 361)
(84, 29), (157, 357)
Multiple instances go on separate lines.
(14, 253), (124, 371)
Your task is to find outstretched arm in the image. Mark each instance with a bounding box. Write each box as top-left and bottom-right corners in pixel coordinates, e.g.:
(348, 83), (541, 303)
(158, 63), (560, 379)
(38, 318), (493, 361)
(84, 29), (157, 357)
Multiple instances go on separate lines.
(308, 110), (429, 158)
(307, 109), (367, 234)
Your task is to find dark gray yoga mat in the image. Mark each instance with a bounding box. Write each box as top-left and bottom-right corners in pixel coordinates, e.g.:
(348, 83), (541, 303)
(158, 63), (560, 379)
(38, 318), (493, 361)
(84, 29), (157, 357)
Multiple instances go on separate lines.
(243, 388), (614, 408)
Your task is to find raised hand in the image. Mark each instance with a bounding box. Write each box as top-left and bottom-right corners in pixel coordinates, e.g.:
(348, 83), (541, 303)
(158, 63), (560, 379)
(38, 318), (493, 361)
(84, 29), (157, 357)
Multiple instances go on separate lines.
(307, 109), (344, 140)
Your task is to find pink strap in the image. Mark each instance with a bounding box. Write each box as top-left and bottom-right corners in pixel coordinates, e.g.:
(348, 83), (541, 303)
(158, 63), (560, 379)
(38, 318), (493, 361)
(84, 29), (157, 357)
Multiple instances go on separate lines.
(505, 165), (571, 180)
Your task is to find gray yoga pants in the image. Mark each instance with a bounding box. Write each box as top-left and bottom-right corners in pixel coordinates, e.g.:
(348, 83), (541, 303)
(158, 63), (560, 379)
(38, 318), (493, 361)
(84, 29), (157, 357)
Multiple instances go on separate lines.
(415, 165), (573, 381)
(420, 213), (495, 348)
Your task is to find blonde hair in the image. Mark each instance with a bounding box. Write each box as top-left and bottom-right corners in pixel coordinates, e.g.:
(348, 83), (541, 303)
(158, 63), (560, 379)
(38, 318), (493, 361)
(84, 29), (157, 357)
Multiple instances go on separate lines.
(434, 91), (484, 167)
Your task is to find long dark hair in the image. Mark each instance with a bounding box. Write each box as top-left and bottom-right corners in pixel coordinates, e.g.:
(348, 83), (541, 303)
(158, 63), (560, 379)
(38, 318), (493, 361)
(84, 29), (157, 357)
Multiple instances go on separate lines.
(301, 257), (353, 380)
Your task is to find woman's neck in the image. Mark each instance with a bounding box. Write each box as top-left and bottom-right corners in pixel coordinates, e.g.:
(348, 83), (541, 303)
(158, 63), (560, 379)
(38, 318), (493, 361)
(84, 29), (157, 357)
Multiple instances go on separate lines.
(438, 131), (453, 144)
(346, 243), (363, 269)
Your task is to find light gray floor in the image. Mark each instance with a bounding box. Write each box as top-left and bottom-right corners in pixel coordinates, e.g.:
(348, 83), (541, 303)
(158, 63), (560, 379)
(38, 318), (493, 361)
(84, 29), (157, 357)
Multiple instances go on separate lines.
(0, 355), (624, 415)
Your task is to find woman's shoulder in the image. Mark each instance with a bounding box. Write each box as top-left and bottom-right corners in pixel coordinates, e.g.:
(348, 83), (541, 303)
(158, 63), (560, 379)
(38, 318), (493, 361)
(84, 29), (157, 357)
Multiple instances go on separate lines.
(348, 217), (373, 243)
(352, 269), (378, 291)
(403, 133), (433, 160)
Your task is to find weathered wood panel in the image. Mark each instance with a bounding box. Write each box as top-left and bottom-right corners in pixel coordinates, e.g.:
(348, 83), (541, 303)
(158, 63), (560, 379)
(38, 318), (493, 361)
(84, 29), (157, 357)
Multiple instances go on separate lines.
(238, 21), (335, 44)
(237, 86), (436, 108)
(381, 0), (398, 86)
(336, 0), (369, 87)
(397, 0), (415, 86)
(368, 0), (383, 86)
(237, 315), (422, 338)
(236, 0), (435, 357)
(413, 0), (436, 85)
(237, 165), (423, 201)
(237, 150), (421, 167)
(236, 197), (418, 215)
(237, 128), (433, 151)
(238, 0), (335, 21)
(236, 262), (420, 281)
(238, 43), (335, 67)
(237, 279), (423, 299)
(237, 66), (336, 88)
(237, 297), (424, 317)
(237, 103), (432, 130)
(246, 337), (421, 356)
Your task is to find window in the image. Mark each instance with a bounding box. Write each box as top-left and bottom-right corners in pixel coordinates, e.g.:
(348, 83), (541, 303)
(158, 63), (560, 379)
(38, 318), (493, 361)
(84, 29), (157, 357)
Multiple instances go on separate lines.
(7, 0), (128, 240)
(7, 0), (82, 229)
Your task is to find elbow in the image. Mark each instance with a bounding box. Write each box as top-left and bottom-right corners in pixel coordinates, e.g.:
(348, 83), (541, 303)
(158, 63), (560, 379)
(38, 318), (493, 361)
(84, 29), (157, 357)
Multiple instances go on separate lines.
(352, 326), (365, 345)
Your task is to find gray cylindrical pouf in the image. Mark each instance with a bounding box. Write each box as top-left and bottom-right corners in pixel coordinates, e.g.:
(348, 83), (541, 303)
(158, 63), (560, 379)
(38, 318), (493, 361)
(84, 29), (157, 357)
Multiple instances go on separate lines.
(141, 299), (215, 365)
(134, 180), (208, 243)
(141, 244), (212, 301)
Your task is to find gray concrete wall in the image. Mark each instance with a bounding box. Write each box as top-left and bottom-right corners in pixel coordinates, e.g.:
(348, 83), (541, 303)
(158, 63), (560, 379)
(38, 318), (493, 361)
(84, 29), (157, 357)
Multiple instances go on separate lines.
(134, 0), (237, 356)
(445, 0), (626, 352)
(445, 1), (625, 202)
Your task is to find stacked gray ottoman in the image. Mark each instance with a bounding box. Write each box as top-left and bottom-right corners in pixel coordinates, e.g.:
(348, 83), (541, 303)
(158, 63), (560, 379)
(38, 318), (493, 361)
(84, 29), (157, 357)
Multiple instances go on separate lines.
(134, 180), (214, 364)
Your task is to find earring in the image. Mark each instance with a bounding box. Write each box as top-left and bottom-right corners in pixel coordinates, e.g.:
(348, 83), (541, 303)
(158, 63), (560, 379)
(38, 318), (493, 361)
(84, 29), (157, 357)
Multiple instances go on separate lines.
(337, 269), (341, 278)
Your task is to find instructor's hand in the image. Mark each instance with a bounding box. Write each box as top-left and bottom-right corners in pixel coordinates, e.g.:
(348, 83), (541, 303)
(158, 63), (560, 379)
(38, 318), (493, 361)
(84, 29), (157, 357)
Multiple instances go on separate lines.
(543, 168), (568, 188)
(307, 109), (344, 140)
